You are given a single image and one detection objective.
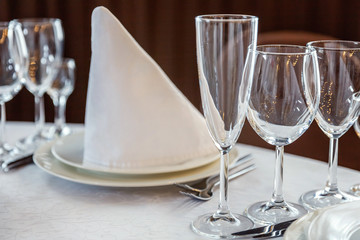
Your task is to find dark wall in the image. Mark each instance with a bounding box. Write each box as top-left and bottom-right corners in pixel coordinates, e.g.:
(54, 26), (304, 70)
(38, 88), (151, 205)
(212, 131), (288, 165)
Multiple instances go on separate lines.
(1, 0), (360, 170)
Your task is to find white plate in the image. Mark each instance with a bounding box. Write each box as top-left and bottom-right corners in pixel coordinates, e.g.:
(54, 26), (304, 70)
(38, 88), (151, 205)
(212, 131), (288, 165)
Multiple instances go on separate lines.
(284, 206), (360, 240)
(34, 140), (242, 187)
(283, 210), (318, 240)
(51, 131), (219, 175)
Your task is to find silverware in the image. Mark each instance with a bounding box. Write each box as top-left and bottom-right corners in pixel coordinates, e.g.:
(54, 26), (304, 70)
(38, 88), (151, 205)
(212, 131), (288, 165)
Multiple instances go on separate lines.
(231, 218), (296, 239)
(1, 153), (33, 172)
(177, 163), (256, 201)
(175, 153), (253, 192)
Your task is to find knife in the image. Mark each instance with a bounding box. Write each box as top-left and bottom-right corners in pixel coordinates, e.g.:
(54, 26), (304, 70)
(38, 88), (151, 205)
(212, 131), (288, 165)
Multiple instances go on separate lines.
(1, 153), (33, 172)
(231, 218), (296, 238)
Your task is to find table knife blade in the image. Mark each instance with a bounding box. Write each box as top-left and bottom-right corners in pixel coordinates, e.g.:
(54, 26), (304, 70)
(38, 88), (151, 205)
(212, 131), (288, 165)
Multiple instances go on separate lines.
(1, 154), (33, 172)
(231, 218), (296, 238)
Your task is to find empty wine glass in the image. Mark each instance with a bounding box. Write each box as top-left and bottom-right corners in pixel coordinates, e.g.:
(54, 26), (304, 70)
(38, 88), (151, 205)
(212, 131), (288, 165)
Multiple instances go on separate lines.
(43, 58), (76, 139)
(244, 45), (320, 224)
(13, 18), (64, 152)
(193, 14), (258, 238)
(300, 40), (360, 210)
(349, 117), (360, 197)
(354, 117), (360, 138)
(0, 21), (28, 160)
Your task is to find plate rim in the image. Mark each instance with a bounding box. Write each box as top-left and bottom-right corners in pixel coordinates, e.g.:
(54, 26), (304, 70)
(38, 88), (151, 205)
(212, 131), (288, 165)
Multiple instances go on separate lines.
(283, 210), (317, 240)
(34, 140), (243, 187)
(51, 131), (219, 175)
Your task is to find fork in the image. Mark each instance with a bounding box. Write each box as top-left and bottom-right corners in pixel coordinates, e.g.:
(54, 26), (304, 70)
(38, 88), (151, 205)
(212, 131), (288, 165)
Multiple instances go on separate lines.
(177, 163), (256, 201)
(174, 153), (252, 192)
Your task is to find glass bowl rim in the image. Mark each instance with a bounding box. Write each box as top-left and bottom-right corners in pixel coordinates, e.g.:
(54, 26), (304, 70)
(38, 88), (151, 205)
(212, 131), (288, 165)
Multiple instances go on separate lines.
(307, 40), (360, 51)
(250, 44), (317, 56)
(195, 14), (258, 22)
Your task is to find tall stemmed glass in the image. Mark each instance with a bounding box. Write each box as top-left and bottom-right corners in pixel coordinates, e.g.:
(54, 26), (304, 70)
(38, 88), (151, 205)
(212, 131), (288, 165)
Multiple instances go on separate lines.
(43, 58), (76, 139)
(300, 40), (360, 210)
(193, 14), (258, 238)
(13, 19), (64, 152)
(245, 45), (320, 224)
(0, 21), (28, 159)
(354, 117), (360, 138)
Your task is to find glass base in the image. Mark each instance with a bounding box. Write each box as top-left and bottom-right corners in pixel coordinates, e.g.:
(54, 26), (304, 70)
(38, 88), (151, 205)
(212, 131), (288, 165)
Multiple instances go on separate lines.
(245, 200), (307, 225)
(191, 212), (254, 239)
(42, 125), (72, 140)
(349, 184), (360, 197)
(300, 189), (358, 211)
(16, 132), (48, 153)
(0, 143), (20, 162)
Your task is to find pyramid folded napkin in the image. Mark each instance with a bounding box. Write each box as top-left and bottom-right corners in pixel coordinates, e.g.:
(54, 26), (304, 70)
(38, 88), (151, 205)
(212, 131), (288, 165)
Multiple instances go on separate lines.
(83, 7), (217, 169)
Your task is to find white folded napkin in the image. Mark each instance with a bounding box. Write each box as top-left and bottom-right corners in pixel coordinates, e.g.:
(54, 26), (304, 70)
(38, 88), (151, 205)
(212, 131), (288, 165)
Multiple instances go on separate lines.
(83, 6), (217, 169)
(308, 201), (360, 240)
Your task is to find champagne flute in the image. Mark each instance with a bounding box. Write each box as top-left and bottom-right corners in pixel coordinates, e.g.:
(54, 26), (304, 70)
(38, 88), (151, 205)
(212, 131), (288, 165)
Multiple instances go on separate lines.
(13, 18), (64, 152)
(300, 40), (360, 210)
(244, 45), (320, 224)
(193, 14), (258, 238)
(0, 21), (28, 160)
(43, 58), (76, 139)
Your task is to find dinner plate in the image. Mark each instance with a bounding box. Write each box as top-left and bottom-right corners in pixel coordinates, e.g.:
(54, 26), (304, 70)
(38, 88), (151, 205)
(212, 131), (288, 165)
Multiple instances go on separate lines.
(34, 140), (242, 187)
(51, 131), (219, 175)
(284, 205), (360, 240)
(283, 209), (318, 240)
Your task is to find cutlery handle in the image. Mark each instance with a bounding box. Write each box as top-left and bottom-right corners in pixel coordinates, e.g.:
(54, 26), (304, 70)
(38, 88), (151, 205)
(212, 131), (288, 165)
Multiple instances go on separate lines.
(2, 154), (33, 172)
(206, 154), (253, 185)
(213, 164), (256, 187)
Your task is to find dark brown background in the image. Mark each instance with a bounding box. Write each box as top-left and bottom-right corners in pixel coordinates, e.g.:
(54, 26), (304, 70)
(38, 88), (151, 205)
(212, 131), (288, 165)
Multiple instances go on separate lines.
(1, 0), (360, 170)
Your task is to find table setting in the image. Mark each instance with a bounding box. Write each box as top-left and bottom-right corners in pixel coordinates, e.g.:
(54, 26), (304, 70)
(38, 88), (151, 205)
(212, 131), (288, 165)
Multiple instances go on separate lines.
(0, 5), (360, 240)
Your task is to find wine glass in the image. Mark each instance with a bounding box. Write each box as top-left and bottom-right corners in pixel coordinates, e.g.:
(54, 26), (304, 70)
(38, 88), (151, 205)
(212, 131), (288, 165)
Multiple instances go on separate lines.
(13, 18), (64, 152)
(0, 21), (28, 160)
(300, 40), (360, 210)
(350, 183), (360, 197)
(354, 117), (360, 138)
(193, 14), (258, 238)
(349, 118), (360, 197)
(43, 58), (76, 139)
(244, 45), (320, 224)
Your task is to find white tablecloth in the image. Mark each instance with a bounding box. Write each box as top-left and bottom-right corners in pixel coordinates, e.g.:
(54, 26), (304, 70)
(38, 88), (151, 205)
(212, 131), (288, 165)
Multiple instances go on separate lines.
(0, 122), (359, 239)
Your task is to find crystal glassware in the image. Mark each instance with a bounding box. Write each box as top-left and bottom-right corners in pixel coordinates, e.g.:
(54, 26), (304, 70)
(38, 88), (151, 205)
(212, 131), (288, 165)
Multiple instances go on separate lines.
(349, 183), (360, 197)
(354, 117), (360, 138)
(0, 21), (28, 160)
(299, 40), (360, 210)
(13, 18), (64, 152)
(350, 118), (360, 197)
(193, 14), (258, 238)
(244, 45), (320, 224)
(43, 58), (76, 139)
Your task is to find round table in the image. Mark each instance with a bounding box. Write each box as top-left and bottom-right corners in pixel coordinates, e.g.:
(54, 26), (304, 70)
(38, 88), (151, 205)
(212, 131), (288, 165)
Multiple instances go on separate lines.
(0, 122), (359, 239)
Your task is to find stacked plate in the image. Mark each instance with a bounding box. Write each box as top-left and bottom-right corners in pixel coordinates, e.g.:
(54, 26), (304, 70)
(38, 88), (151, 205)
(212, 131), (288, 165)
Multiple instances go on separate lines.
(34, 131), (242, 187)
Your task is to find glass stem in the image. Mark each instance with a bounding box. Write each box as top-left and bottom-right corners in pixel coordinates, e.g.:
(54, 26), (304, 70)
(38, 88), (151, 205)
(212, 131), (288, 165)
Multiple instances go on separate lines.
(325, 138), (339, 192)
(54, 95), (67, 131)
(271, 145), (285, 205)
(0, 103), (6, 146)
(215, 149), (230, 217)
(35, 95), (45, 135)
